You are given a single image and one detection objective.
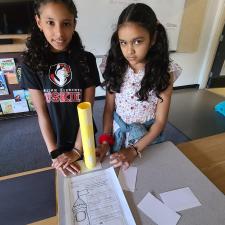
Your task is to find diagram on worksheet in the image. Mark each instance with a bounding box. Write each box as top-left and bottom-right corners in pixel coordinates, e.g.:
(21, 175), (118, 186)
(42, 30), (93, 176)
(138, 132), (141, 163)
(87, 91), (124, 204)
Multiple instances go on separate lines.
(72, 190), (90, 225)
(68, 167), (136, 225)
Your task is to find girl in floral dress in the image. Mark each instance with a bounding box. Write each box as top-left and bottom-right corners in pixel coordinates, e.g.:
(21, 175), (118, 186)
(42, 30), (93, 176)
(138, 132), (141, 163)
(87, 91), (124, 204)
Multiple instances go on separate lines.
(97, 3), (181, 169)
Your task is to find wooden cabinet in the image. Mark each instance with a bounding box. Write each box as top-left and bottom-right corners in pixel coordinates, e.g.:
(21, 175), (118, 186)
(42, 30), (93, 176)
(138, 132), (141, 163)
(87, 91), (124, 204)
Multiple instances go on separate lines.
(0, 34), (28, 53)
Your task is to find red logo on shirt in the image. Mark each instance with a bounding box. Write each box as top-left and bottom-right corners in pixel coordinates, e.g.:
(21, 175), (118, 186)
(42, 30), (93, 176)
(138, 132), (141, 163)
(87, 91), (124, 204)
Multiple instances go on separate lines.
(44, 91), (82, 103)
(49, 63), (72, 87)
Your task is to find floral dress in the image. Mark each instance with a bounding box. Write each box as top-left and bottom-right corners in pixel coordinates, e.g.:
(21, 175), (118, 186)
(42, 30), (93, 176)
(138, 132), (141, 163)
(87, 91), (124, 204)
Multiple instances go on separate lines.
(113, 60), (182, 147)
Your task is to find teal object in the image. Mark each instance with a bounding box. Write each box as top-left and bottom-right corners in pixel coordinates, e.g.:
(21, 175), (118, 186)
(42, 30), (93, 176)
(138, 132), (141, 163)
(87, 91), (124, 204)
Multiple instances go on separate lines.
(215, 101), (225, 116)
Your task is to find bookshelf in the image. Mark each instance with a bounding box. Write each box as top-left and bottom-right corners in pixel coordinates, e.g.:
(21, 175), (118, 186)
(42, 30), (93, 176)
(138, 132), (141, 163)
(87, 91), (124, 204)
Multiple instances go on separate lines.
(0, 52), (36, 119)
(0, 34), (28, 53)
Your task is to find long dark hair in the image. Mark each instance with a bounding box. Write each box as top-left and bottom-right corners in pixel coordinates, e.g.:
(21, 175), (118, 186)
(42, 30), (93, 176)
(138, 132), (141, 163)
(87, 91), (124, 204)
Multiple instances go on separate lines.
(103, 3), (170, 101)
(23, 0), (88, 76)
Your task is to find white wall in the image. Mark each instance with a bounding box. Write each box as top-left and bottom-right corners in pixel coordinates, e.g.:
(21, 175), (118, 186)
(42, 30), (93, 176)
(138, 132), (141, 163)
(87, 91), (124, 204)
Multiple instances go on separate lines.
(172, 0), (225, 88)
(76, 0), (186, 53)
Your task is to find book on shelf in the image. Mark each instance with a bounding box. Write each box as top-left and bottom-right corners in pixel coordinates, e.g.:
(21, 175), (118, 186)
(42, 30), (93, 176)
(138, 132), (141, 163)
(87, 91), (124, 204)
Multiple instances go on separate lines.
(0, 105), (3, 115)
(5, 72), (19, 84)
(13, 100), (29, 113)
(0, 58), (18, 84)
(0, 98), (29, 114)
(24, 90), (35, 111)
(13, 89), (30, 113)
(0, 58), (16, 73)
(0, 99), (15, 114)
(13, 89), (26, 102)
(16, 65), (22, 82)
(0, 72), (9, 96)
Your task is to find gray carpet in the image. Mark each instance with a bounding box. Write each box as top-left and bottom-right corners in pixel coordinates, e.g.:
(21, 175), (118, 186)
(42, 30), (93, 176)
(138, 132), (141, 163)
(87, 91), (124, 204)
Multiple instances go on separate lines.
(0, 99), (189, 176)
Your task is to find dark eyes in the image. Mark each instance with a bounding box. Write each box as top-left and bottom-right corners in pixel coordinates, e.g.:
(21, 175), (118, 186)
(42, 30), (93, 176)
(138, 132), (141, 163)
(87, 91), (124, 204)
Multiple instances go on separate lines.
(119, 40), (126, 45)
(119, 39), (143, 46)
(46, 21), (54, 26)
(63, 22), (72, 27)
(46, 21), (72, 27)
(133, 39), (143, 45)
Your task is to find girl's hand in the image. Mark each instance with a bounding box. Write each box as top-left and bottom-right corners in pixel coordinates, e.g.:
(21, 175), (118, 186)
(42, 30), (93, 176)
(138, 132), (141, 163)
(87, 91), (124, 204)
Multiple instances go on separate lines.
(52, 150), (81, 176)
(110, 147), (137, 170)
(96, 143), (110, 162)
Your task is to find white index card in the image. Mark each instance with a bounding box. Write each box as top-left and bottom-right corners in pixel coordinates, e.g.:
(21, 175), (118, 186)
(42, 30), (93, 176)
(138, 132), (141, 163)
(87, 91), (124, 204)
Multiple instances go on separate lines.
(138, 192), (181, 225)
(160, 187), (201, 212)
(118, 166), (137, 192)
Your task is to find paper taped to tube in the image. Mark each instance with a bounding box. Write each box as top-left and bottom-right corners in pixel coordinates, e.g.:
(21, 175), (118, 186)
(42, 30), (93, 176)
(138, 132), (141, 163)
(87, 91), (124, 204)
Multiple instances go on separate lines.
(77, 102), (96, 169)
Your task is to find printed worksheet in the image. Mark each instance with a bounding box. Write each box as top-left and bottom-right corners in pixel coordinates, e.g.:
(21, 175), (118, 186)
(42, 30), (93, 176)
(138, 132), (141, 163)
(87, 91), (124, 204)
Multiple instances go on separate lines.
(63, 167), (136, 225)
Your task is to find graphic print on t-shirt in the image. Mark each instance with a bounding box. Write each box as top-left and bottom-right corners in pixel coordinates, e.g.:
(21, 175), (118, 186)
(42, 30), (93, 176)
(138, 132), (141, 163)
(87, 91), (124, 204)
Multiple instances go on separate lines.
(49, 63), (72, 87)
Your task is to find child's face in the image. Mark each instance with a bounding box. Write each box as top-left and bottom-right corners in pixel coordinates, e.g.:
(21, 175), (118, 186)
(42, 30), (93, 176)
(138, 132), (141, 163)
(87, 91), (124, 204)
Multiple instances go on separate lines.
(35, 2), (75, 52)
(118, 22), (151, 72)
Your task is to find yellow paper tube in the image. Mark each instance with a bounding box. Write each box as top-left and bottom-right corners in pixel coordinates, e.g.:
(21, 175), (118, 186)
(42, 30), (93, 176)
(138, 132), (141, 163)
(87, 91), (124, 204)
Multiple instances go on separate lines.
(77, 102), (96, 169)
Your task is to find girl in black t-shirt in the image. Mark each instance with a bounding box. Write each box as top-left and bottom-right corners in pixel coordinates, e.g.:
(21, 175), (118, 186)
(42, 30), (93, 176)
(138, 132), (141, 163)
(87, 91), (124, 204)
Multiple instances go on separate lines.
(21, 0), (100, 176)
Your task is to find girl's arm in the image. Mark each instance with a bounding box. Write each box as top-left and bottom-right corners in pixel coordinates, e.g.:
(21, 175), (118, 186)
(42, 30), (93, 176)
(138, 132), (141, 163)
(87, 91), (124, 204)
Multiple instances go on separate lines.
(28, 89), (57, 152)
(135, 80), (173, 151)
(97, 91), (115, 161)
(103, 91), (115, 134)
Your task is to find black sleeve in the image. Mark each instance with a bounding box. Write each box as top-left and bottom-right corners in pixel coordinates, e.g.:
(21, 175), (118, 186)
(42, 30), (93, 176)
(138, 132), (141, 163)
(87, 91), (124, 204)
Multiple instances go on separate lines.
(83, 52), (101, 89)
(20, 63), (43, 90)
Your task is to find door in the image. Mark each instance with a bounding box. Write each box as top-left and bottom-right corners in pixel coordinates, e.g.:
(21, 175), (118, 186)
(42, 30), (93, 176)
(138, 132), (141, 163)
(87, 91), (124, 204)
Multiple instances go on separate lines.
(207, 23), (225, 88)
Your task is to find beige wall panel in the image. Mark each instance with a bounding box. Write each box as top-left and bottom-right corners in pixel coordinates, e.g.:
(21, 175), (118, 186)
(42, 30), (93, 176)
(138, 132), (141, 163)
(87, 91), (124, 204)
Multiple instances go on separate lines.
(177, 0), (208, 52)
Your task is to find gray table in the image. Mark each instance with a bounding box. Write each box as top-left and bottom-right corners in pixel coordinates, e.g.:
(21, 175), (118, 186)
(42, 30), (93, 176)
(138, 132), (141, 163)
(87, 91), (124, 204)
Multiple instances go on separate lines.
(58, 141), (225, 225)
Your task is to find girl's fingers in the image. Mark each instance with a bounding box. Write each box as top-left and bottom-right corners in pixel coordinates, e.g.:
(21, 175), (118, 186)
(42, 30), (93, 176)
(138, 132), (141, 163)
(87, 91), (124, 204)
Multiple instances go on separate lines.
(52, 160), (59, 168)
(53, 155), (71, 169)
(110, 152), (129, 168)
(119, 154), (126, 160)
(62, 158), (74, 169)
(122, 161), (130, 170)
(52, 156), (66, 166)
(58, 167), (67, 177)
(70, 163), (81, 173)
(63, 161), (80, 173)
(110, 153), (125, 161)
(52, 159), (59, 167)
(96, 148), (103, 158)
(55, 161), (65, 169)
(65, 166), (77, 175)
(63, 161), (70, 169)
(110, 155), (123, 165)
(110, 153), (119, 160)
(110, 157), (119, 165)
(99, 151), (107, 162)
(112, 161), (123, 168)
(96, 145), (109, 162)
(96, 150), (100, 157)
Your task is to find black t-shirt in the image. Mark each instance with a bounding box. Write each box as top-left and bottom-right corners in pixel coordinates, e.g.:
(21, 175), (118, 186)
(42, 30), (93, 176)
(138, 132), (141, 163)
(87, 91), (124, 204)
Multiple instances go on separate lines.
(21, 51), (100, 150)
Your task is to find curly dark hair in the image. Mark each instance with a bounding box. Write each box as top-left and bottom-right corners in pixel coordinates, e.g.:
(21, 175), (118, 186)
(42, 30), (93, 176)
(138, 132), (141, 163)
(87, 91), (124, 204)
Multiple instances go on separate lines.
(103, 3), (170, 101)
(22, 0), (90, 79)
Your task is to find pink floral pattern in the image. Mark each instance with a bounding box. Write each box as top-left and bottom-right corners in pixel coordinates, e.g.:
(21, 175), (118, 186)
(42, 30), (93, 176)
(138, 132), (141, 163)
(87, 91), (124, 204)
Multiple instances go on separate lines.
(115, 60), (182, 124)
